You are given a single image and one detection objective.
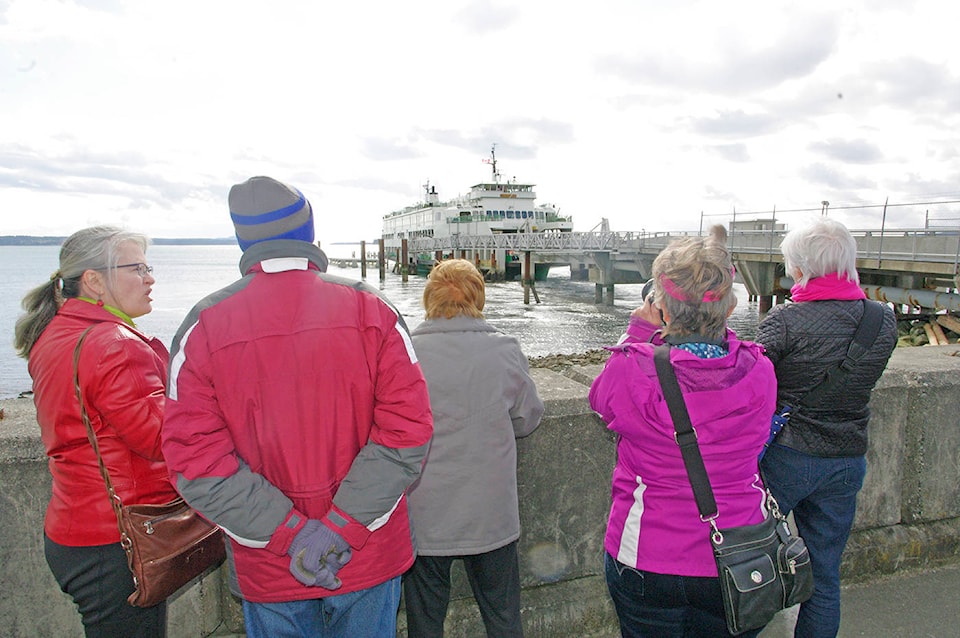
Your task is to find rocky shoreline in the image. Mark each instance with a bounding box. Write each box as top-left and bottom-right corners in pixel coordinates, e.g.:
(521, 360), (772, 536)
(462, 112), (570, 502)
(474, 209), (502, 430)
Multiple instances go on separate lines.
(527, 312), (960, 373)
(528, 349), (611, 372)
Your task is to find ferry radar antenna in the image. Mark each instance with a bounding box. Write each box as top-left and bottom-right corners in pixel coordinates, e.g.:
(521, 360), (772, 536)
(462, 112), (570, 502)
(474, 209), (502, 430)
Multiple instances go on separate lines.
(488, 144), (500, 183)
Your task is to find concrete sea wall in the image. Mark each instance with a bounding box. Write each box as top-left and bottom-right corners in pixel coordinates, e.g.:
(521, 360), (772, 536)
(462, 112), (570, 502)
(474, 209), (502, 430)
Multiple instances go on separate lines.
(2, 345), (959, 637)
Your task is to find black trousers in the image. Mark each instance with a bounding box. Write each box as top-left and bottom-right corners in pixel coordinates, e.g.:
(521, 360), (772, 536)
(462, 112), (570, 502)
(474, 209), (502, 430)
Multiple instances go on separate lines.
(44, 534), (166, 638)
(403, 540), (523, 638)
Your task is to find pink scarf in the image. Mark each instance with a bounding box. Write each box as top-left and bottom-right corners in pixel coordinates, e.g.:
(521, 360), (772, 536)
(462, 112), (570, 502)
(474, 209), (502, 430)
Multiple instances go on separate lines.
(791, 272), (866, 302)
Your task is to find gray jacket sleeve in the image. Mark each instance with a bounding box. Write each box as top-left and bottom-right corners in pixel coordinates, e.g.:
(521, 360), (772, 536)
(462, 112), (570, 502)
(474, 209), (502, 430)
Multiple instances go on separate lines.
(509, 349), (544, 438)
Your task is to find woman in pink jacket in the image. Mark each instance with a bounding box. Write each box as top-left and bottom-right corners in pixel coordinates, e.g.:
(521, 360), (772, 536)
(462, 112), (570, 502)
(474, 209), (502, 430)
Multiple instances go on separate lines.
(589, 226), (777, 637)
(15, 226), (175, 637)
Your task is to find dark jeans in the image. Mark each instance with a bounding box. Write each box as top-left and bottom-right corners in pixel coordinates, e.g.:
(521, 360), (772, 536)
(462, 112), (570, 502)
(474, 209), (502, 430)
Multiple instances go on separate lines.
(403, 541), (523, 638)
(761, 444), (866, 638)
(604, 552), (761, 638)
(44, 534), (166, 638)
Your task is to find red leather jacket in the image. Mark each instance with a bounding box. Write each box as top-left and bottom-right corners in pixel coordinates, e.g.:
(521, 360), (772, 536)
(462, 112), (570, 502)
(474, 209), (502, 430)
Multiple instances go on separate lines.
(29, 298), (177, 546)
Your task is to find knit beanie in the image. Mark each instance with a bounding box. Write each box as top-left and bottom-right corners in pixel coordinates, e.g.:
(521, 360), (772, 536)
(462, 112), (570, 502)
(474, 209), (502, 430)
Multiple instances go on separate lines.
(229, 176), (315, 251)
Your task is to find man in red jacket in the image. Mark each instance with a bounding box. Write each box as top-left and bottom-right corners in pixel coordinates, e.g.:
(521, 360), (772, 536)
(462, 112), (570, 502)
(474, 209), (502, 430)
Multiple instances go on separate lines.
(162, 176), (433, 638)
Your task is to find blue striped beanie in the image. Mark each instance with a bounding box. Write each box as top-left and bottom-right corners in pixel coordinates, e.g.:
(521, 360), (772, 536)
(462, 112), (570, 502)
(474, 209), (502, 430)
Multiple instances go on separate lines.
(229, 176), (315, 251)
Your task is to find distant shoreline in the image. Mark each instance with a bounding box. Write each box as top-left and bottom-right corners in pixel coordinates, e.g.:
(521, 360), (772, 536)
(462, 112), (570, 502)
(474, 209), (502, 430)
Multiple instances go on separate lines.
(0, 236), (237, 246)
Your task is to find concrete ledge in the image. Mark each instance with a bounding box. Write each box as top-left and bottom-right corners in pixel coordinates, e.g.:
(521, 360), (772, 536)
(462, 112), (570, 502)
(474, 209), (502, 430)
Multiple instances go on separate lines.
(843, 516), (960, 581)
(3, 346), (960, 637)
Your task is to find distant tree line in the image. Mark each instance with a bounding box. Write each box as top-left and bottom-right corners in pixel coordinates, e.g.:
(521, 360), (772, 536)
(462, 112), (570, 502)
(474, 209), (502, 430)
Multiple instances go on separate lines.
(0, 236), (235, 246)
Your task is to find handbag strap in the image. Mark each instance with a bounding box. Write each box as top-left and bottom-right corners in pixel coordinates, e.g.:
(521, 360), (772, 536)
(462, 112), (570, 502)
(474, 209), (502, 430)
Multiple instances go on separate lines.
(73, 326), (127, 528)
(653, 345), (718, 521)
(794, 299), (885, 409)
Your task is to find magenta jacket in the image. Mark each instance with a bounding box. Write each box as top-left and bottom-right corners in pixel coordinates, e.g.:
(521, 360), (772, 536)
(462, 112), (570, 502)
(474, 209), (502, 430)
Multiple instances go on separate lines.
(589, 317), (777, 576)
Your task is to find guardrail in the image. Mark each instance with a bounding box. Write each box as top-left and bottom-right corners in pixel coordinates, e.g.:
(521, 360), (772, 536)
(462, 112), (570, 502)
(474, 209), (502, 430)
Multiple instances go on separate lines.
(404, 227), (960, 274)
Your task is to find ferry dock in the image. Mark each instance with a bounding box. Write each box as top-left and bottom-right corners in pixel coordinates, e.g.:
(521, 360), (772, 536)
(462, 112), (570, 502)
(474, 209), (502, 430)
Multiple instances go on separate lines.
(367, 220), (960, 314)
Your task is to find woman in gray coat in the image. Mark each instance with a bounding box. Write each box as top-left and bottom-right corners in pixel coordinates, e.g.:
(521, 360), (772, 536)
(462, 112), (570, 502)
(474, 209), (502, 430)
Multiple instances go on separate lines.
(404, 259), (544, 638)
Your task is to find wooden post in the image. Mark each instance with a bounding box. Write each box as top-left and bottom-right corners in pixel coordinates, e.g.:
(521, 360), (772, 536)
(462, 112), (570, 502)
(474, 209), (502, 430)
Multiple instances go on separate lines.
(401, 239), (409, 283)
(378, 238), (385, 281)
(922, 323), (939, 346)
(595, 283), (603, 304)
(937, 314), (960, 336)
(606, 284), (615, 306)
(759, 295), (773, 315)
(931, 322), (948, 345)
(523, 251), (532, 305)
(360, 240), (367, 279)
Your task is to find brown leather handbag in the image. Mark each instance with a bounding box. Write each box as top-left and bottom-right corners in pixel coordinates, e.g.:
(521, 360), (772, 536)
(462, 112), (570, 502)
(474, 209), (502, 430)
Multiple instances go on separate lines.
(73, 326), (226, 607)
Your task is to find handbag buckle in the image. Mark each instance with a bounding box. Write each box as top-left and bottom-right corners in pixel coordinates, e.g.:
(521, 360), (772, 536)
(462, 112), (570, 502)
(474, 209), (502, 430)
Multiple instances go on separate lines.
(702, 514), (723, 544)
(675, 428), (698, 446)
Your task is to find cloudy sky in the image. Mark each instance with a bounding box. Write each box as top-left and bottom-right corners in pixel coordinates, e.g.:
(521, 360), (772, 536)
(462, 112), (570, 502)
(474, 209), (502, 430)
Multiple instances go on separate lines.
(1, 0), (958, 245)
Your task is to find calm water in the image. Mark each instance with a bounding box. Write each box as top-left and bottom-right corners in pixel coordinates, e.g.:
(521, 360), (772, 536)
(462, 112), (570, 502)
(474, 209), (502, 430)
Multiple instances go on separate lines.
(0, 243), (760, 399)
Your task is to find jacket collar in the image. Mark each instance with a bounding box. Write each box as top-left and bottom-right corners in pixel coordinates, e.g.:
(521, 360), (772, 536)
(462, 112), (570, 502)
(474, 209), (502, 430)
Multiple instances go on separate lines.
(57, 298), (152, 342)
(412, 315), (496, 335)
(238, 240), (328, 276)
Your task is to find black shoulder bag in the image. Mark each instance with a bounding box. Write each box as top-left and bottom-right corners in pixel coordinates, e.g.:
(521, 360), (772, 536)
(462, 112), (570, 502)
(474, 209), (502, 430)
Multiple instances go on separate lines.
(654, 345), (814, 635)
(765, 299), (885, 455)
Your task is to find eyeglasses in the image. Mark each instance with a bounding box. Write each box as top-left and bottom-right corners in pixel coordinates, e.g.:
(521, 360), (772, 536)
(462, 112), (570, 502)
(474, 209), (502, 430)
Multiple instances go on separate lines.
(113, 263), (154, 278)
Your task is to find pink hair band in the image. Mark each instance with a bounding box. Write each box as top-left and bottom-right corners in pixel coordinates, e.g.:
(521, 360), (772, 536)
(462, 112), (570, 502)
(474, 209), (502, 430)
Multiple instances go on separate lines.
(659, 275), (726, 303)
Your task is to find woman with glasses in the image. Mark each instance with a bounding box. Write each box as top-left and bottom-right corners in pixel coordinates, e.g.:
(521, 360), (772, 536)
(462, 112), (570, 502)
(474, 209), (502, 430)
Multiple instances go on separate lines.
(15, 225), (177, 637)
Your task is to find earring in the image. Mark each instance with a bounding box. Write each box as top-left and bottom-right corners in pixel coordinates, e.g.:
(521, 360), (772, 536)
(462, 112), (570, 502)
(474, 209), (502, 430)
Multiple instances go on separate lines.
(97, 297), (104, 307)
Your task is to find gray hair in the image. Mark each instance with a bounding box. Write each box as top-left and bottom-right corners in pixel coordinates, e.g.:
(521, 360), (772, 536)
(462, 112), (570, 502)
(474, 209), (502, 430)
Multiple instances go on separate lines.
(780, 218), (859, 287)
(653, 225), (736, 340)
(14, 226), (150, 359)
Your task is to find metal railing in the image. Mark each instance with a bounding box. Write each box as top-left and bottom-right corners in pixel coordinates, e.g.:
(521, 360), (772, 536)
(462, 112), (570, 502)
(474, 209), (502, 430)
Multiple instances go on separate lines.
(728, 228), (960, 270)
(404, 226), (960, 277)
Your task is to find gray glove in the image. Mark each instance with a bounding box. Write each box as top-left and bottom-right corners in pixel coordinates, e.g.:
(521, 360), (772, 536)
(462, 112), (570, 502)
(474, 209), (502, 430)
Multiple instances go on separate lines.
(287, 519), (352, 589)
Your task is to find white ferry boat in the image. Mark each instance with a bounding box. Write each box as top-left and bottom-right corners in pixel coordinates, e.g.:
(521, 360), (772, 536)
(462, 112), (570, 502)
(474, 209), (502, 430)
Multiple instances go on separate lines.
(382, 146), (573, 278)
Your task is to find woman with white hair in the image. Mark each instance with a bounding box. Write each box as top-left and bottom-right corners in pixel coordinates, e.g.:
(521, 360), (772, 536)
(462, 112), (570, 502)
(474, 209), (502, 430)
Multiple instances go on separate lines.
(757, 218), (897, 638)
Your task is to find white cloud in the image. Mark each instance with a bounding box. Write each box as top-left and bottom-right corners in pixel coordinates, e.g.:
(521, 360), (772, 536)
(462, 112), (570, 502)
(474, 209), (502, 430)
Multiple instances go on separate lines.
(1, 0), (958, 242)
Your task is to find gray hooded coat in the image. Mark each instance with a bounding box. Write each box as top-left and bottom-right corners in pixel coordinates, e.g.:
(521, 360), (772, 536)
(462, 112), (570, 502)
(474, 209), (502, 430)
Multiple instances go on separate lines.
(407, 315), (544, 555)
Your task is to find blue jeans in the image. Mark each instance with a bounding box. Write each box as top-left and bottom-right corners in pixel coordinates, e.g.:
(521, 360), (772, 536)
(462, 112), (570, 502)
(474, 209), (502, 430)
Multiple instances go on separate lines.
(604, 553), (761, 638)
(242, 576), (401, 638)
(760, 445), (866, 638)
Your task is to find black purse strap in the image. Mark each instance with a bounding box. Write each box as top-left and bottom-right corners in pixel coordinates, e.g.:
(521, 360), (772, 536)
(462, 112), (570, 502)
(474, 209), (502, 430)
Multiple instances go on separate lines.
(794, 299), (885, 410)
(653, 345), (718, 521)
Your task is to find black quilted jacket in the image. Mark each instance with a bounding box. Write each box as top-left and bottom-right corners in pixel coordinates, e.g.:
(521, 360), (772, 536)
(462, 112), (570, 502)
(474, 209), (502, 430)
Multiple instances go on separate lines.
(756, 299), (897, 457)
